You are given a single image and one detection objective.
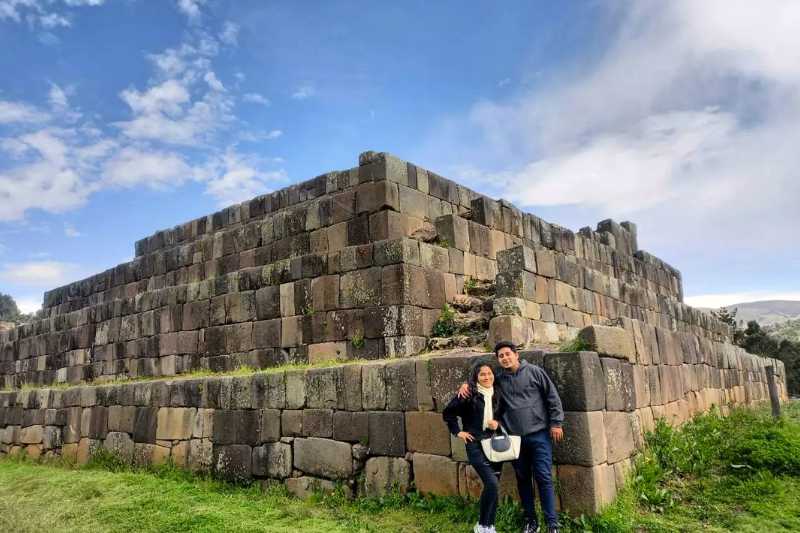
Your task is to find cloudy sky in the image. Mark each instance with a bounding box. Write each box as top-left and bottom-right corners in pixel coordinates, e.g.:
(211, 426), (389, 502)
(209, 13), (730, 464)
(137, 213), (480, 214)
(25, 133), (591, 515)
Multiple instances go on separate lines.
(1, 1), (798, 313)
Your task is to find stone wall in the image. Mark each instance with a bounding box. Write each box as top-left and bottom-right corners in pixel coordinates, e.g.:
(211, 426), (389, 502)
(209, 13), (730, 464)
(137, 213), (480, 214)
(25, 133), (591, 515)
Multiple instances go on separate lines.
(0, 326), (787, 514)
(0, 151), (732, 388)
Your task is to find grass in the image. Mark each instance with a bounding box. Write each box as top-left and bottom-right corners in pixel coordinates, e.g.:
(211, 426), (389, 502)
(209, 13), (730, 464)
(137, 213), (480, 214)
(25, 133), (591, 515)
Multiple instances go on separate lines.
(1, 402), (798, 532)
(558, 335), (591, 352)
(0, 453), (524, 533)
(573, 400), (800, 532)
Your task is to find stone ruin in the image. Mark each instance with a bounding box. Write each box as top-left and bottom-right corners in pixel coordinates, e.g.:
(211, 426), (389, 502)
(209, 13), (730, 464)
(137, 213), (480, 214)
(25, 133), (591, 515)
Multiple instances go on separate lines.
(0, 151), (788, 514)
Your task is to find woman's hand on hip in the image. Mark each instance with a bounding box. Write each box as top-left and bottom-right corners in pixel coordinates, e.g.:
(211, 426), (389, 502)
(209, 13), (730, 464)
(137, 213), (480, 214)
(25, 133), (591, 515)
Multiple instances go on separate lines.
(457, 431), (474, 443)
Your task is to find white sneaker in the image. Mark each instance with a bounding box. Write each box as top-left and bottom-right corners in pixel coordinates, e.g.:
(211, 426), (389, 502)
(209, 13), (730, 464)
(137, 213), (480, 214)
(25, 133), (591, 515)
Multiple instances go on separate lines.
(474, 524), (482, 533)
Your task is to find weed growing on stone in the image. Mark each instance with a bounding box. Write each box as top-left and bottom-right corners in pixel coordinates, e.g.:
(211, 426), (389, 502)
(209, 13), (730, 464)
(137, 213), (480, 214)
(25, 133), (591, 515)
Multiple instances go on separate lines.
(463, 276), (478, 295)
(432, 303), (457, 337)
(351, 330), (365, 349)
(557, 336), (591, 352)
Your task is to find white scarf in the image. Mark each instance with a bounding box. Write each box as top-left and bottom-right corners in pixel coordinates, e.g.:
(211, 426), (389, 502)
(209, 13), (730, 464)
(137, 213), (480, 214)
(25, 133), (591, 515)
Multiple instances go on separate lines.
(476, 383), (494, 430)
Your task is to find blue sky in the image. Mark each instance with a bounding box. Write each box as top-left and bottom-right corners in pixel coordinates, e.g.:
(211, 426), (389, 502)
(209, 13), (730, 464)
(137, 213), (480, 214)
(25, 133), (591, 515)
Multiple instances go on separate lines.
(1, 1), (798, 313)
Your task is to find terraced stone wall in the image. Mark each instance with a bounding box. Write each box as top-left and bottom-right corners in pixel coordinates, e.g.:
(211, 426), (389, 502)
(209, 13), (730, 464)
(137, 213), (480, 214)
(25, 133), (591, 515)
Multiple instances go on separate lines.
(0, 326), (787, 515)
(0, 150), (735, 390)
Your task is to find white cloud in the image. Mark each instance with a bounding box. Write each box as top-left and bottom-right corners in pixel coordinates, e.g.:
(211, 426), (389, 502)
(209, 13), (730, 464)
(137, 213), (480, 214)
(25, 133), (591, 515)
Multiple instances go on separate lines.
(0, 0), (105, 28)
(0, 128), (99, 220)
(103, 146), (191, 189)
(0, 100), (49, 124)
(426, 0), (800, 257)
(176, 0), (203, 21)
(63, 223), (82, 237)
(0, 260), (79, 287)
(265, 129), (282, 140)
(291, 85), (315, 100)
(198, 149), (288, 206)
(685, 292), (800, 310)
(48, 84), (69, 109)
(219, 21), (238, 46)
(497, 78), (511, 88)
(242, 92), (270, 106)
(204, 71), (225, 92)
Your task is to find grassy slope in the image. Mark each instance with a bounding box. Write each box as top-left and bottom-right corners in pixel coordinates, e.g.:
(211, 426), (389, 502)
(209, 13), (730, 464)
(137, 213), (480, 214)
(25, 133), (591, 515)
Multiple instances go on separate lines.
(1, 402), (798, 532)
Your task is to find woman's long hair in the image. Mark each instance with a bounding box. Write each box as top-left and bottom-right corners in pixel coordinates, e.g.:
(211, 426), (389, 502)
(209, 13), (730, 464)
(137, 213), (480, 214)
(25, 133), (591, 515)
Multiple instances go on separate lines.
(467, 357), (502, 411)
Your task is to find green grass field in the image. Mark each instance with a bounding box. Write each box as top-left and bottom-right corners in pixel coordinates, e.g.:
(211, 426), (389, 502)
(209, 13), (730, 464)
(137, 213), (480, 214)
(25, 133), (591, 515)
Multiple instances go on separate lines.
(1, 401), (798, 532)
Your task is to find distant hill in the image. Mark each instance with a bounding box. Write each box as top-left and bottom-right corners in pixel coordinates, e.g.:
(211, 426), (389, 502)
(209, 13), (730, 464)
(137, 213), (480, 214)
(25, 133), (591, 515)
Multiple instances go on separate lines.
(721, 300), (800, 327)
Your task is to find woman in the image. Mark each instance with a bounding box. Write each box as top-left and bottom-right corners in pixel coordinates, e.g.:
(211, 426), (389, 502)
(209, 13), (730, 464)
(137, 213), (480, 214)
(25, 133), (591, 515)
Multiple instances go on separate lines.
(443, 359), (505, 533)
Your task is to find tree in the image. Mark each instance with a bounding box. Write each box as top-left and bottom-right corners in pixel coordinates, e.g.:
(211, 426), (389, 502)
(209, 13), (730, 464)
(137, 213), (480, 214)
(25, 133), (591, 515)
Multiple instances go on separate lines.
(736, 320), (799, 396)
(0, 293), (21, 322)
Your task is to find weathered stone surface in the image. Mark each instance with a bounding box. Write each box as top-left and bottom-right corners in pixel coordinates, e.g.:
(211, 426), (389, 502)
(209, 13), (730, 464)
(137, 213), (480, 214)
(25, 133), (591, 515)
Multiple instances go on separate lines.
(557, 463), (617, 515)
(604, 411), (636, 463)
(286, 476), (342, 500)
(133, 407), (158, 443)
(188, 439), (213, 472)
(412, 452), (459, 496)
(488, 315), (533, 348)
(405, 411), (451, 456)
(302, 409), (333, 438)
(544, 352), (606, 411)
(305, 367), (339, 409)
(384, 359), (417, 410)
(252, 442), (292, 478)
(213, 444), (253, 482)
(294, 437), (353, 479)
(156, 407), (196, 440)
(428, 353), (479, 412)
(553, 411), (607, 466)
(361, 362), (386, 410)
(364, 456), (411, 497)
(104, 431), (134, 461)
(578, 325), (635, 361)
(368, 411), (405, 456)
(259, 408), (281, 442)
(332, 411), (368, 443)
(212, 409), (260, 445)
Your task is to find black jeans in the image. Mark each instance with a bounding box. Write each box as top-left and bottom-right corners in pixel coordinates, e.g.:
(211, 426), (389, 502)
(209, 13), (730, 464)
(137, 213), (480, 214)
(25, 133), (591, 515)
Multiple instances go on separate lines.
(466, 442), (503, 527)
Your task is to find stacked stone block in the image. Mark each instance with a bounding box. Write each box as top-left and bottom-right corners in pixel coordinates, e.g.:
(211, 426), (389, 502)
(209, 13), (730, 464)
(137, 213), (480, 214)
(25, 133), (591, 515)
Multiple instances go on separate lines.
(0, 151), (735, 388)
(1, 338), (784, 515)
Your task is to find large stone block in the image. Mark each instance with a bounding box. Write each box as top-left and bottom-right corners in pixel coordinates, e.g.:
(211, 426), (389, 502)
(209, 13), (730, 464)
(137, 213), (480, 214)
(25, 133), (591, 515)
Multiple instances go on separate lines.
(259, 408), (281, 443)
(604, 411), (636, 463)
(412, 453), (459, 497)
(557, 463), (617, 516)
(544, 352), (606, 411)
(305, 367), (340, 409)
(212, 409), (260, 445)
(293, 437), (353, 479)
(252, 442), (292, 479)
(578, 325), (635, 361)
(428, 353), (480, 411)
(302, 409), (333, 438)
(364, 456), (411, 497)
(497, 245), (536, 273)
(488, 315), (533, 348)
(332, 411), (369, 443)
(213, 444), (253, 482)
(104, 431), (134, 462)
(385, 359), (418, 410)
(156, 407), (196, 440)
(553, 411), (607, 466)
(362, 362), (387, 410)
(434, 214), (470, 251)
(368, 411), (406, 456)
(405, 411), (451, 456)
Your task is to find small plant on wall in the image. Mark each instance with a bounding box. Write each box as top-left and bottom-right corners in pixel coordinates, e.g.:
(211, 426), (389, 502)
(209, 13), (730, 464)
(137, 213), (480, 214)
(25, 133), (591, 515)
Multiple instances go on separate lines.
(432, 303), (457, 337)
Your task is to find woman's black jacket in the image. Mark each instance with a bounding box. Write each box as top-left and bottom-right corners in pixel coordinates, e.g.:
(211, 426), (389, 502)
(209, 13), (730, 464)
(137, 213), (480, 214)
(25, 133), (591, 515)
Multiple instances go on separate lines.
(442, 387), (506, 441)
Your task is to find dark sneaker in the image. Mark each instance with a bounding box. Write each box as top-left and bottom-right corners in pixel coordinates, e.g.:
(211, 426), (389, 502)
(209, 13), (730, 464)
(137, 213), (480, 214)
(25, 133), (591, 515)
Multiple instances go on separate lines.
(522, 522), (540, 533)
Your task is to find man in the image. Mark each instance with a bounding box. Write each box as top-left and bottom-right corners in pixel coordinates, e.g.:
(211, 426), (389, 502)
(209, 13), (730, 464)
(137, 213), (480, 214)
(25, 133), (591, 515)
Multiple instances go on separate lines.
(459, 341), (564, 533)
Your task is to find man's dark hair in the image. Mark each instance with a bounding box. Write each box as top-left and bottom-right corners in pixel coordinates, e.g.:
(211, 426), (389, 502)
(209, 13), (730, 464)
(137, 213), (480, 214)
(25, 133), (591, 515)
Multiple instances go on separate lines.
(494, 341), (517, 357)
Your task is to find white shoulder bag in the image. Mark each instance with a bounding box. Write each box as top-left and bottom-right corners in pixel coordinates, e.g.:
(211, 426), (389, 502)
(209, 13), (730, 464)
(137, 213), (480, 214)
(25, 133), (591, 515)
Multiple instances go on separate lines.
(480, 425), (521, 462)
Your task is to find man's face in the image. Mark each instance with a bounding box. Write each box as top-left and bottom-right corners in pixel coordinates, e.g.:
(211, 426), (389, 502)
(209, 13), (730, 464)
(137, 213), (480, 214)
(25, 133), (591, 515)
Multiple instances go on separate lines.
(496, 346), (520, 370)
